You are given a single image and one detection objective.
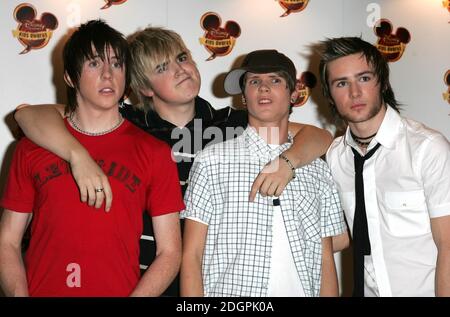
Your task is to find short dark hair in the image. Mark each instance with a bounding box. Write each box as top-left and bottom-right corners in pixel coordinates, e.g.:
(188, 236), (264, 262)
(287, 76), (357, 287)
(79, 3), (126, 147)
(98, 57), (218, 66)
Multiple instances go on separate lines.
(318, 37), (400, 115)
(63, 19), (130, 113)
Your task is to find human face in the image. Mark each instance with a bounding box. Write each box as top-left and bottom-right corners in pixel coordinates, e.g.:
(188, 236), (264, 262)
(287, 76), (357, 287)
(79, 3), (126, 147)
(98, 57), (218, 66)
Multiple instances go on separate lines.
(76, 46), (126, 112)
(143, 52), (201, 107)
(244, 72), (295, 128)
(327, 53), (385, 127)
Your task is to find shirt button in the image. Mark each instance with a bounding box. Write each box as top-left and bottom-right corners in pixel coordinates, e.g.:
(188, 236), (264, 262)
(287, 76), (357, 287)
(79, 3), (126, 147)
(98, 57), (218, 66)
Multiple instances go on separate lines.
(262, 283), (268, 288)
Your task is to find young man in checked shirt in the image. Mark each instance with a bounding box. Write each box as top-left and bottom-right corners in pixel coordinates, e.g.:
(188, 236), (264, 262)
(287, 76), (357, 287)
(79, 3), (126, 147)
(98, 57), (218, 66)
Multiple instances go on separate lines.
(181, 50), (346, 297)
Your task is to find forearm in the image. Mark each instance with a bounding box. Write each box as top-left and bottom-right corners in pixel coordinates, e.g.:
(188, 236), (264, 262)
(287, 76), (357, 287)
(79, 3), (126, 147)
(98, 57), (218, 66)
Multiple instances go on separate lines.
(130, 249), (181, 297)
(286, 124), (333, 168)
(0, 244), (28, 297)
(436, 247), (450, 296)
(14, 104), (87, 163)
(320, 237), (339, 296)
(180, 254), (204, 297)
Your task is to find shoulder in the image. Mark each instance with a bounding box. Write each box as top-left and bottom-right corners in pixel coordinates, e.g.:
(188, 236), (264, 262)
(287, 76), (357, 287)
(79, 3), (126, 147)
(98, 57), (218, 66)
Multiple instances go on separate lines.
(196, 134), (243, 161)
(123, 120), (171, 153)
(326, 135), (346, 161)
(401, 117), (449, 150)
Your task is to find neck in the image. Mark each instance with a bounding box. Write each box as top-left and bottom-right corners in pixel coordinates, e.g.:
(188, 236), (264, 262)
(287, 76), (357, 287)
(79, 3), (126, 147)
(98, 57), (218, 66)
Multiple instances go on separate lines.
(71, 108), (122, 134)
(152, 98), (195, 128)
(249, 120), (289, 145)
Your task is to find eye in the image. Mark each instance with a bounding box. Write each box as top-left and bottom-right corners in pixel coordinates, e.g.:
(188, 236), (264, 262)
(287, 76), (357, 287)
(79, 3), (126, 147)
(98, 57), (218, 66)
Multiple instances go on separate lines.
(112, 61), (122, 69)
(360, 75), (372, 82)
(88, 60), (99, 68)
(177, 54), (188, 63)
(248, 79), (260, 86)
(156, 62), (168, 74)
(271, 77), (282, 84)
(335, 81), (347, 88)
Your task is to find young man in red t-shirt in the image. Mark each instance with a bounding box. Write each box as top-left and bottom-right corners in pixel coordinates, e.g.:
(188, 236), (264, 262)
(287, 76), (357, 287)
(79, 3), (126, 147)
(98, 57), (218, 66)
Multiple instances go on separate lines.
(0, 20), (184, 297)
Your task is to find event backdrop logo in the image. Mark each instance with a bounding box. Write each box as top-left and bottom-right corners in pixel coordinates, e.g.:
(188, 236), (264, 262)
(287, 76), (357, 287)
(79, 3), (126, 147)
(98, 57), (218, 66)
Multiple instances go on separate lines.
(444, 70), (450, 105)
(444, 0), (450, 12)
(278, 0), (309, 17)
(101, 0), (128, 10)
(374, 19), (410, 62)
(12, 3), (58, 54)
(293, 71), (316, 107)
(199, 12), (241, 61)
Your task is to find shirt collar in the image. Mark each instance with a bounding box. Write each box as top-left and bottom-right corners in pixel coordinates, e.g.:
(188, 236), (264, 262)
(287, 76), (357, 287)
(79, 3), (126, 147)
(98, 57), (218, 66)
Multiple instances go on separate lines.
(244, 126), (293, 160)
(344, 105), (401, 152)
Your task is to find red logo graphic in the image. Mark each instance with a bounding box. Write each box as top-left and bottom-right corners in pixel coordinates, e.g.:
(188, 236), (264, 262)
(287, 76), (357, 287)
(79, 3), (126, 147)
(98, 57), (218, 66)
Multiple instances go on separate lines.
(444, 70), (450, 105)
(199, 12), (241, 61)
(278, 0), (310, 17)
(12, 3), (58, 54)
(101, 0), (127, 10)
(374, 19), (410, 62)
(293, 71), (316, 107)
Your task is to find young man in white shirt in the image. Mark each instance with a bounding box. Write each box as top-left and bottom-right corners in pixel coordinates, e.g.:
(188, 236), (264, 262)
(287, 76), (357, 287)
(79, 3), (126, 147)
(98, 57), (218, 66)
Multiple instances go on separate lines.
(321, 37), (450, 297)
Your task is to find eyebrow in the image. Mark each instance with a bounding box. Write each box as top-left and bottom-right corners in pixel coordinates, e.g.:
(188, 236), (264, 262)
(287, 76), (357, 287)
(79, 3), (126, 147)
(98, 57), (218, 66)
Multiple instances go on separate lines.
(176, 51), (187, 59)
(330, 70), (374, 85)
(246, 74), (282, 80)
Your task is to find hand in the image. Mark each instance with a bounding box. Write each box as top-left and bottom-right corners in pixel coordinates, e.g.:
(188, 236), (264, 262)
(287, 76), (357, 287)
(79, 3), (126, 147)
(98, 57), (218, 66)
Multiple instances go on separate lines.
(69, 150), (112, 212)
(249, 156), (294, 202)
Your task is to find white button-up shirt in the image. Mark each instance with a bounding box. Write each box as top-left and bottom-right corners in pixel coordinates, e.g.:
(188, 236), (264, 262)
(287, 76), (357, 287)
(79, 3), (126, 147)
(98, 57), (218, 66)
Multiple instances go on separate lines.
(183, 127), (346, 297)
(326, 106), (450, 296)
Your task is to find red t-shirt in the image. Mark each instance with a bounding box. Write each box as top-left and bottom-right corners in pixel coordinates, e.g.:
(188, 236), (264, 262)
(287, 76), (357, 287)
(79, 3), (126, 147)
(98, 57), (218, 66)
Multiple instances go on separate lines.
(0, 119), (184, 296)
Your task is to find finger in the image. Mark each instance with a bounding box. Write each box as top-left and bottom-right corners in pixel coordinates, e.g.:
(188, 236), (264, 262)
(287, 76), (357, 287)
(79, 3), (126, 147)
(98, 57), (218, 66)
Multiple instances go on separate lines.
(94, 189), (104, 209)
(274, 182), (287, 197)
(79, 185), (88, 203)
(267, 182), (280, 197)
(249, 173), (265, 202)
(103, 180), (113, 212)
(87, 184), (96, 206)
(259, 179), (272, 197)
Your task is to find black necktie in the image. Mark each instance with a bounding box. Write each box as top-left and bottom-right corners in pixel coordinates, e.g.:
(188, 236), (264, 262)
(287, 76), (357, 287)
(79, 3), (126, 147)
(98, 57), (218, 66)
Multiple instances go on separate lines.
(351, 143), (381, 297)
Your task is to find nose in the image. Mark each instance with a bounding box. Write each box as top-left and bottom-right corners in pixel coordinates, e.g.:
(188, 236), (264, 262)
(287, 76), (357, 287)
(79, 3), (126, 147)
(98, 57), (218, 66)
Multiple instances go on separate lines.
(101, 63), (112, 79)
(258, 80), (270, 92)
(349, 82), (361, 98)
(173, 62), (186, 77)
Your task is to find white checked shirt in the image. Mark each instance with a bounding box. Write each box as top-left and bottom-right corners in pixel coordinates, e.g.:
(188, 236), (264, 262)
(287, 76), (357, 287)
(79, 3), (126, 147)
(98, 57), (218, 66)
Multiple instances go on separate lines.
(182, 127), (346, 297)
(326, 106), (450, 296)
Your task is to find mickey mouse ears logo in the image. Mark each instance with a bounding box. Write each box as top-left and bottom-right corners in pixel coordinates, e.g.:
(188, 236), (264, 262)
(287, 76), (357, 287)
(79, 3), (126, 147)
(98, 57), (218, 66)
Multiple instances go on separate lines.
(293, 71), (316, 107)
(12, 3), (58, 54)
(101, 0), (127, 10)
(374, 19), (411, 62)
(443, 70), (450, 105)
(444, 0), (450, 12)
(278, 0), (310, 17)
(199, 12), (241, 61)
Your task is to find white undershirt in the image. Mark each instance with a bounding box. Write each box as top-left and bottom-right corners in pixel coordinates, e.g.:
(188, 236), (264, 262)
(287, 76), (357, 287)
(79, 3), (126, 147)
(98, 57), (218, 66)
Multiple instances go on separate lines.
(266, 144), (305, 297)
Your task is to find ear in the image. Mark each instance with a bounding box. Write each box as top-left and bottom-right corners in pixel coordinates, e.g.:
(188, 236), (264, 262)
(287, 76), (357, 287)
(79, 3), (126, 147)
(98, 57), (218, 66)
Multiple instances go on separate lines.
(140, 87), (154, 98)
(64, 72), (74, 88)
(290, 90), (299, 104)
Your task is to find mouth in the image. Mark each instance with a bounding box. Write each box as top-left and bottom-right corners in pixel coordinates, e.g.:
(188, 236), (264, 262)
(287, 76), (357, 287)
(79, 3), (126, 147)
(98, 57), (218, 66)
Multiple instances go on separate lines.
(351, 103), (365, 110)
(258, 98), (272, 105)
(176, 76), (192, 86)
(99, 87), (115, 95)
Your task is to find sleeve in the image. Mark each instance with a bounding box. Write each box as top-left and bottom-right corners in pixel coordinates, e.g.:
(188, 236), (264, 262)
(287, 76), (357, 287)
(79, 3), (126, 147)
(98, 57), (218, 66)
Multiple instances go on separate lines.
(180, 151), (213, 225)
(420, 134), (450, 218)
(0, 139), (35, 213)
(146, 142), (185, 217)
(317, 160), (347, 238)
